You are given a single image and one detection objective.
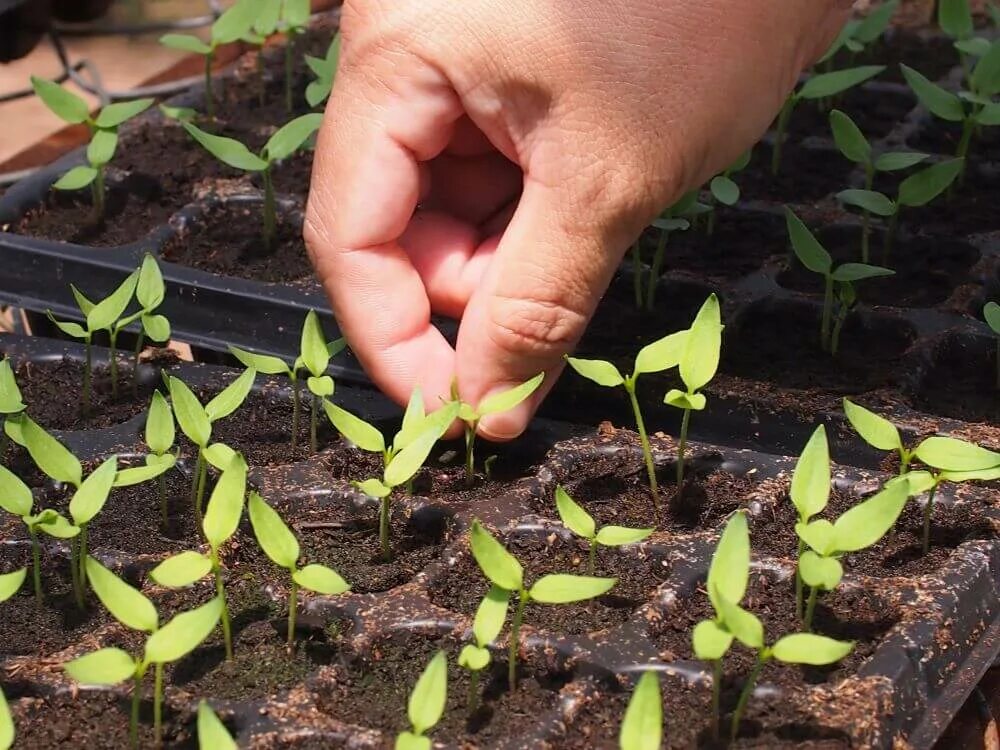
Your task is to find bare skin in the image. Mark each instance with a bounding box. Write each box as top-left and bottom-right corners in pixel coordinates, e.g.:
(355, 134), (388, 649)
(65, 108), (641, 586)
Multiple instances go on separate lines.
(304, 0), (851, 440)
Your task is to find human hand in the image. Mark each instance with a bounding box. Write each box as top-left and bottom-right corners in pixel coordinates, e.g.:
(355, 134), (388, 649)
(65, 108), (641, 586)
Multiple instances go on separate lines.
(304, 0), (850, 440)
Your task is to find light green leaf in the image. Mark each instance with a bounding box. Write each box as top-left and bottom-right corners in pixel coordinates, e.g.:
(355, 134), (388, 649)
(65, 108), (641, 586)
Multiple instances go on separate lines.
(159, 104), (197, 121)
(940, 466), (1000, 483)
(150, 551), (212, 588)
(679, 294), (723, 393)
(205, 367), (256, 422)
(692, 619), (734, 661)
(898, 159), (964, 207)
(183, 123), (267, 171)
(0, 464), (33, 517)
(713, 586), (764, 649)
(355, 478), (392, 498)
(477, 373), (545, 416)
(831, 263), (895, 283)
(914, 436), (1000, 471)
(203, 442), (236, 471)
(86, 272), (139, 332)
(529, 574), (616, 604)
(798, 551), (843, 591)
(323, 400), (385, 454)
(874, 152), (929, 172)
(799, 66), (884, 100)
(264, 113), (323, 162)
(707, 512), (750, 611)
(843, 399), (901, 451)
(855, 1), (898, 43)
(248, 492), (299, 569)
(472, 583), (509, 647)
(95, 98), (154, 129)
(168, 376), (211, 447)
(710, 175), (740, 206)
(619, 671), (662, 750)
(0, 359), (25, 414)
(211, 0), (258, 43)
(957, 37), (993, 57)
(53, 165), (98, 191)
(21, 416), (82, 487)
(796, 519), (837, 557)
(307, 375), (334, 397)
(136, 254), (165, 309)
(64, 648), (136, 686)
(900, 65), (965, 121)
(565, 357), (624, 387)
(829, 109), (870, 164)
(469, 520), (523, 591)
(142, 313), (171, 342)
(69, 457), (117, 525)
(771, 633), (853, 665)
(86, 556), (157, 632)
(596, 526), (653, 547)
(86, 130), (118, 167)
(31, 76), (90, 124)
(0, 569), (26, 602)
(300, 311), (330, 377)
(0, 686), (11, 750)
(293, 564), (350, 595)
(633, 330), (688, 376)
(836, 189), (896, 217)
(939, 0), (974, 39)
(253, 0), (282, 35)
(202, 453), (248, 549)
(35, 512), (80, 539)
(197, 701), (236, 750)
(147, 391), (175, 456)
(458, 644), (490, 671)
(159, 33), (212, 55)
(408, 650), (448, 736)
(145, 596), (223, 664)
(903, 470), (938, 495)
(663, 389), (707, 411)
(785, 208), (832, 275)
(396, 732), (430, 750)
(555, 486), (596, 540)
(791, 425), (830, 522)
(229, 346), (289, 375)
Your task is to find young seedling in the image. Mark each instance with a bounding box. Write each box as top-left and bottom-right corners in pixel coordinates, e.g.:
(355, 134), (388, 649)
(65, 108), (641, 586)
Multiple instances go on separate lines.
(985, 301), (1000, 388)
(159, 0), (258, 120)
(819, 0), (898, 67)
(121, 254), (171, 391)
(166, 371), (255, 519)
(149, 454), (247, 660)
(117, 391), (178, 527)
(0, 358), (25, 461)
(198, 701), (236, 750)
(771, 65), (885, 174)
(835, 158), (965, 261)
(618, 671), (662, 750)
(705, 150), (751, 236)
(325, 392), (458, 559)
(829, 109), (928, 263)
(47, 270), (140, 412)
(247, 491), (350, 647)
(786, 425), (830, 621)
(279, 0), (311, 113)
(938, 0), (994, 86)
(663, 294), (723, 486)
(470, 520), (617, 691)
(231, 311), (346, 451)
(396, 650), (448, 750)
(796, 479), (909, 630)
(555, 486), (652, 574)
(842, 399), (914, 474)
(457, 584), (508, 715)
(566, 329), (689, 510)
(639, 191), (709, 310)
(785, 208), (894, 352)
(64, 557), (223, 747)
(305, 33), (341, 108)
(183, 114), (322, 250)
(30, 77), (153, 222)
(455, 373), (544, 482)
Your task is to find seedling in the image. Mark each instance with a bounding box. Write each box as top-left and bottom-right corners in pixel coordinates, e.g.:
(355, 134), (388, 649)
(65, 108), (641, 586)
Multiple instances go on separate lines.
(47, 270), (140, 412)
(786, 425), (831, 621)
(705, 150), (751, 236)
(638, 191), (709, 310)
(785, 208), (894, 352)
(566, 328), (689, 509)
(829, 109), (928, 262)
(325, 392), (458, 559)
(396, 651), (447, 750)
(159, 0), (257, 120)
(454, 373), (544, 481)
(796, 479), (908, 629)
(198, 701), (236, 750)
(938, 0), (994, 85)
(305, 33), (341, 108)
(231, 311), (346, 451)
(469, 520), (616, 690)
(985, 301), (1000, 388)
(835, 158), (965, 261)
(183, 114), (322, 250)
(115, 392), (178, 527)
(149, 454), (248, 660)
(120, 254), (171, 391)
(618, 671), (662, 750)
(280, 0), (311, 112)
(0, 358), (25, 460)
(771, 65), (884, 174)
(165, 371), (255, 519)
(555, 486), (652, 574)
(30, 77), (153, 222)
(664, 294), (723, 486)
(64, 557), (222, 747)
(819, 0), (898, 66)
(247, 491), (350, 647)
(457, 584), (508, 715)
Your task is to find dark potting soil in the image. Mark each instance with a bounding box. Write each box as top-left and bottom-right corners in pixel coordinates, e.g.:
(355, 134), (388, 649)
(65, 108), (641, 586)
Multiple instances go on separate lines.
(313, 632), (566, 748)
(854, 32), (959, 85)
(739, 143), (851, 203)
(162, 201), (314, 283)
(786, 85), (915, 142)
(914, 333), (1000, 425)
(258, 150), (314, 200)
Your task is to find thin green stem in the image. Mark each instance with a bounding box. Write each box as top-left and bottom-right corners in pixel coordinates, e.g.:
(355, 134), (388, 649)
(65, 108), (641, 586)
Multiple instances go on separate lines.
(626, 382), (659, 513)
(379, 495), (392, 561)
(195, 450), (208, 522)
(263, 167), (276, 250)
(284, 31), (295, 114)
(730, 655), (767, 743)
(30, 530), (42, 604)
(214, 555), (233, 660)
(78, 524), (88, 599)
(287, 577), (298, 648)
(587, 539), (596, 576)
(821, 275), (834, 352)
(922, 484), (938, 556)
(153, 662), (163, 747)
(158, 473), (168, 528)
(109, 329), (119, 400)
(70, 536), (84, 610)
(310, 393), (319, 453)
(710, 659), (723, 742)
(899, 449), (911, 476)
(132, 331), (145, 397)
(83, 336), (93, 416)
(831, 305), (847, 358)
(291, 376), (300, 449)
(794, 538), (805, 620)
(955, 115), (974, 188)
(465, 423), (477, 483)
(130, 670), (142, 748)
(631, 242), (643, 309)
(508, 590), (528, 692)
(204, 51), (215, 120)
(677, 407), (691, 487)
(771, 96), (795, 176)
(804, 586), (819, 632)
(645, 229), (668, 312)
(468, 669), (481, 715)
(93, 166), (106, 224)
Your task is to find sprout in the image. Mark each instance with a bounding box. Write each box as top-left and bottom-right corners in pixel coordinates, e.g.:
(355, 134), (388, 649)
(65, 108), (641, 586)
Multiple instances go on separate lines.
(160, 0), (258, 120)
(149, 453), (248, 660)
(457, 585), (508, 716)
(305, 33), (341, 109)
(829, 109), (928, 263)
(469, 520), (616, 691)
(835, 158), (965, 262)
(47, 270), (140, 413)
(938, 0), (993, 86)
(280, 0), (312, 113)
(786, 425), (830, 621)
(819, 0), (898, 66)
(325, 392), (458, 559)
(165, 371), (255, 519)
(555, 486), (652, 575)
(198, 701), (236, 749)
(231, 311), (346, 451)
(663, 294), (723, 486)
(121, 255), (171, 392)
(64, 558), (222, 747)
(0, 358), (26, 461)
(785, 208), (894, 353)
(110, 392), (178, 527)
(637, 191), (708, 310)
(771, 65), (884, 174)
(618, 672), (662, 750)
(705, 150), (751, 236)
(30, 77), (153, 222)
(985, 301), (1000, 389)
(454, 373), (544, 482)
(796, 480), (908, 629)
(567, 329), (688, 511)
(183, 114), (322, 250)
(396, 651), (448, 750)
(247, 491), (350, 648)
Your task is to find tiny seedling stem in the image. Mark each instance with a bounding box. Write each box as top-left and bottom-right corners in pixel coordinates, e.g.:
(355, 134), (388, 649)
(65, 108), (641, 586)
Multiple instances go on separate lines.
(194, 452), (208, 522)
(804, 586), (819, 632)
(78, 525), (89, 597)
(631, 242), (643, 308)
(204, 53), (215, 120)
(83, 337), (93, 416)
(109, 330), (119, 399)
(310, 393), (319, 453)
(626, 382), (659, 512)
(291, 378), (301, 449)
(795, 538), (805, 620)
(213, 555), (234, 660)
(92, 166), (106, 224)
(710, 659), (723, 742)
(508, 590), (528, 692)
(821, 276), (834, 352)
(922, 485), (938, 556)
(730, 656), (766, 743)
(70, 539), (85, 609)
(153, 662), (164, 746)
(30, 530), (42, 603)
(676, 407), (691, 487)
(831, 305), (847, 358)
(287, 578), (298, 648)
(468, 670), (481, 716)
(158, 473), (168, 528)
(263, 168), (277, 250)
(956, 117), (974, 187)
(132, 332), (145, 396)
(465, 423), (477, 482)
(771, 96), (795, 175)
(379, 495), (392, 561)
(645, 228), (669, 312)
(130, 672), (142, 748)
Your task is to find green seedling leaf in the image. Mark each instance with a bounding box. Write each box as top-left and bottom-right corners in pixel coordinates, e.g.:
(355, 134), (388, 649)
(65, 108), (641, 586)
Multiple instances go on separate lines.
(248, 492), (300, 569)
(205, 367), (256, 422)
(202, 454), (248, 549)
(293, 564), (350, 595)
(203, 442), (236, 471)
(408, 650), (448, 736)
(300, 311), (330, 376)
(903, 470), (938, 495)
(941, 466), (1000, 482)
(323, 401), (385, 453)
(713, 586), (764, 649)
(254, 0), (282, 35)
(0, 359), (24, 414)
(555, 486), (596, 539)
(651, 217), (690, 232)
(183, 123), (267, 171)
(86, 130), (118, 166)
(31, 76), (89, 123)
(473, 583), (509, 647)
(664, 389), (707, 411)
(282, 0), (311, 28)
(939, 0), (974, 39)
(619, 671), (662, 750)
(898, 159), (964, 207)
(470, 520), (523, 591)
(710, 175), (740, 206)
(86, 557), (157, 632)
(168, 376), (211, 447)
(230, 346), (288, 375)
(112, 459), (173, 488)
(159, 104), (197, 121)
(146, 453), (176, 471)
(355, 478), (392, 498)
(900, 65), (965, 122)
(707, 511), (750, 610)
(147, 391), (176, 455)
(692, 619), (733, 661)
(771, 633), (853, 665)
(874, 152), (929, 171)
(53, 165), (98, 191)
(477, 373), (545, 416)
(72, 286), (95, 315)
(914, 436), (1000, 471)
(142, 313), (171, 342)
(35, 513), (79, 539)
(264, 113), (323, 161)
(785, 208), (832, 274)
(21, 417), (82, 487)
(843, 399), (901, 451)
(46, 311), (88, 338)
(0, 569), (26, 602)
(985, 301), (1000, 332)
(198, 701), (236, 750)
(596, 526), (653, 546)
(64, 648), (136, 685)
(837, 189), (896, 217)
(87, 271), (139, 331)
(0, 464), (33, 517)
(396, 388), (427, 451)
(458, 644), (490, 671)
(136, 254), (165, 309)
(529, 574), (616, 604)
(145, 596), (223, 664)
(565, 357), (624, 387)
(150, 551), (212, 588)
(211, 0), (258, 43)
(796, 519), (837, 557)
(94, 98), (154, 129)
(396, 733), (430, 750)
(680, 294), (723, 393)
(829, 110), (870, 163)
(799, 66), (884, 100)
(160, 33), (212, 54)
(799, 550), (844, 590)
(855, 0), (899, 43)
(69, 457), (117, 525)
(0, 687), (10, 750)
(971, 39), (1000, 95)
(633, 330), (688, 375)
(831, 263), (895, 282)
(307, 375), (334, 397)
(977, 102), (1000, 125)
(791, 425), (830, 521)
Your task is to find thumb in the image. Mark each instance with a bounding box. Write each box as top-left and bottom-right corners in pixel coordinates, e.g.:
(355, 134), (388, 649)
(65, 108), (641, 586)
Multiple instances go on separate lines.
(455, 177), (633, 441)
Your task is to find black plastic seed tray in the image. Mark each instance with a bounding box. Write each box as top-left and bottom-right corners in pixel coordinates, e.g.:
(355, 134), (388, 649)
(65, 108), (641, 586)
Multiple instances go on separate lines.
(0, 332), (997, 749)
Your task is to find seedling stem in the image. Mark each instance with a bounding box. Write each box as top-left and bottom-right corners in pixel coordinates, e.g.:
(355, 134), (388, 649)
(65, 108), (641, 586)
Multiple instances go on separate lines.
(30, 530), (42, 603)
(508, 590), (528, 692)
(677, 405), (691, 486)
(710, 660), (723, 742)
(212, 549), (234, 660)
(731, 656), (766, 742)
(626, 381), (658, 510)
(922, 484), (938, 556)
(772, 96), (794, 175)
(379, 495), (391, 561)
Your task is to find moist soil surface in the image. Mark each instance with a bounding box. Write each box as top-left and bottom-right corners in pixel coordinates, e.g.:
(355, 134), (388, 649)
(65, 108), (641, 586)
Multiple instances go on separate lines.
(914, 334), (1000, 425)
(739, 143), (851, 203)
(786, 85), (915, 141)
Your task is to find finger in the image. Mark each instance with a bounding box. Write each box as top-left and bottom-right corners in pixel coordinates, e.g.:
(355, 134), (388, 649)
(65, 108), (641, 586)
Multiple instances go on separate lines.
(304, 39), (465, 409)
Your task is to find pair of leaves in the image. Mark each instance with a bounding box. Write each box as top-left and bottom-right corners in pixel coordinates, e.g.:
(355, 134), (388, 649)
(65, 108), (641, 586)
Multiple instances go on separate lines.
(167, 371), (255, 448)
(672, 294), (723, 399)
(830, 110), (928, 171)
(183, 114), (322, 172)
(785, 208), (895, 282)
(566, 329), (688, 388)
(160, 0), (259, 54)
(31, 76), (152, 128)
(821, 0), (898, 61)
(837, 159), (965, 217)
(397, 651), (447, 749)
(305, 33), (341, 108)
(458, 373), (545, 423)
(796, 479), (909, 559)
(555, 487), (651, 547)
(692, 512), (749, 661)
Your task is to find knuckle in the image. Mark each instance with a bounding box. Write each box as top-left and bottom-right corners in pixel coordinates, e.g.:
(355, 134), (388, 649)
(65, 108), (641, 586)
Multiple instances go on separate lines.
(486, 293), (587, 359)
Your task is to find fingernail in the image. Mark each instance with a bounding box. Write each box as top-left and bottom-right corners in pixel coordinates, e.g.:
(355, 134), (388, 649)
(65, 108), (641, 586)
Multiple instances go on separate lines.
(476, 385), (535, 442)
